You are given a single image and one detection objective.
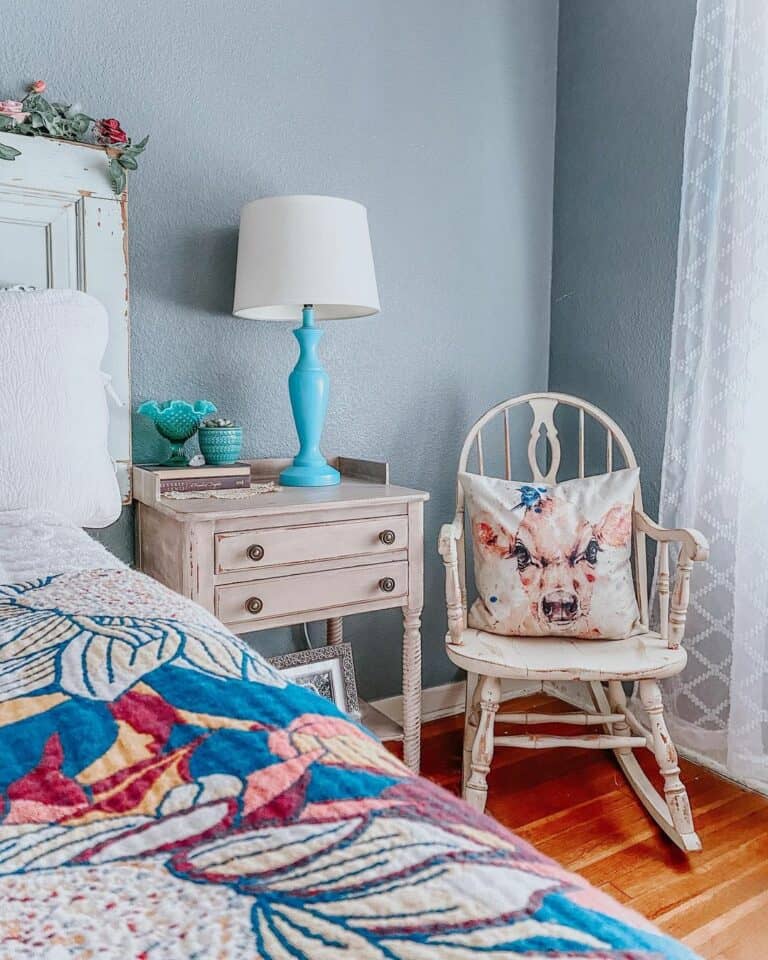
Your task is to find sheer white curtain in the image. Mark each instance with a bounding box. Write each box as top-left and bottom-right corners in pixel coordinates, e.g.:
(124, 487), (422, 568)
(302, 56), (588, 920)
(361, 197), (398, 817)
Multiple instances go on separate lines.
(658, 0), (768, 788)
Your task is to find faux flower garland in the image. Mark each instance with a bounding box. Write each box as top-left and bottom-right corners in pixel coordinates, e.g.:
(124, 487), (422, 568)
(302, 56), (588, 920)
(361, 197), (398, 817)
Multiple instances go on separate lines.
(0, 80), (147, 194)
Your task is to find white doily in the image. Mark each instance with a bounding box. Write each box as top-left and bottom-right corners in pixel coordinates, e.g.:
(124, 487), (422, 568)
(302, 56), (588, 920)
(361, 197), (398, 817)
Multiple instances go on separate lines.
(162, 482), (278, 500)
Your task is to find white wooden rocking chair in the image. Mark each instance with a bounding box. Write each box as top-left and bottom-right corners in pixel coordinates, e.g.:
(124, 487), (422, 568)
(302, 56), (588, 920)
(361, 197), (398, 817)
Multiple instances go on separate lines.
(438, 393), (708, 853)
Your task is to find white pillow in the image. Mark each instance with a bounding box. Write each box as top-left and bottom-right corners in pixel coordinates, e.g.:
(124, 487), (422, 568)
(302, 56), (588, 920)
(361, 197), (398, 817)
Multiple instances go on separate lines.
(0, 289), (121, 527)
(460, 468), (641, 640)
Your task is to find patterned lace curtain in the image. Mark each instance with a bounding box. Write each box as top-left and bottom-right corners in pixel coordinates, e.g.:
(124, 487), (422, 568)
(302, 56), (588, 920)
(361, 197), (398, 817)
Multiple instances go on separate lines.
(658, 0), (768, 788)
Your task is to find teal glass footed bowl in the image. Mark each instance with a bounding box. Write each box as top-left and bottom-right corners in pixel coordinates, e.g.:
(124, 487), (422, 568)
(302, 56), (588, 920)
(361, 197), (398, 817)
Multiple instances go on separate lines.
(198, 426), (243, 465)
(137, 399), (217, 465)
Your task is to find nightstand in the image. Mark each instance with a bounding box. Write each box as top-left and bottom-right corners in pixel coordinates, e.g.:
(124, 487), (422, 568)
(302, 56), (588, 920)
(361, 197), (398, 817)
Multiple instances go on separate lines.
(133, 457), (429, 772)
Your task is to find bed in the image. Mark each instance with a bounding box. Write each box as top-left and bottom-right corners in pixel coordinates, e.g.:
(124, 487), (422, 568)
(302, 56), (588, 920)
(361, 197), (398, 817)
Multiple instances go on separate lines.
(0, 509), (699, 959)
(0, 144), (697, 959)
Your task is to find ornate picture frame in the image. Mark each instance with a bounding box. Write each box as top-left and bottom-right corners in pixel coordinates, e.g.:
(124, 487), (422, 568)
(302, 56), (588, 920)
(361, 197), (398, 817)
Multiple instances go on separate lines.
(269, 642), (360, 719)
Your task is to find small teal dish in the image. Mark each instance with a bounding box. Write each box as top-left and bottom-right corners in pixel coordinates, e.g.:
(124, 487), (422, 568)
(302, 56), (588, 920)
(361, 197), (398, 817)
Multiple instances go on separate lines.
(198, 426), (243, 465)
(138, 399), (217, 465)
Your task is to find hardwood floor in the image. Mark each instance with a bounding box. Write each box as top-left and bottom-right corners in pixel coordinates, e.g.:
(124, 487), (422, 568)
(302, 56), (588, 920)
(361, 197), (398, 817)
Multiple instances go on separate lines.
(412, 692), (768, 959)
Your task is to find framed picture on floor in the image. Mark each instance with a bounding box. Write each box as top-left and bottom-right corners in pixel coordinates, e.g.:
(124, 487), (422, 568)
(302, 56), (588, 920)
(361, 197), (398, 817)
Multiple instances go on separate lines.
(269, 641), (360, 719)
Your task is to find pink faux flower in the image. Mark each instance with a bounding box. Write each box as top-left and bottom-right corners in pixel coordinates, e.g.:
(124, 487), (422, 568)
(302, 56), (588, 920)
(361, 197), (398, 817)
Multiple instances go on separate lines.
(29, 80), (46, 93)
(0, 100), (28, 123)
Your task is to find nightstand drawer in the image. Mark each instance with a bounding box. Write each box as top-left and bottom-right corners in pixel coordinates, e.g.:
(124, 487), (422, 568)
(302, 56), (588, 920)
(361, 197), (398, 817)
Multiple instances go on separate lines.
(215, 516), (408, 574)
(215, 560), (408, 626)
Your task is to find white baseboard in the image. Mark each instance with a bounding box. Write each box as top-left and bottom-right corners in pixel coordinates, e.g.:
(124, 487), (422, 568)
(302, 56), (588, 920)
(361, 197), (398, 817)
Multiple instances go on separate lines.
(371, 678), (542, 726)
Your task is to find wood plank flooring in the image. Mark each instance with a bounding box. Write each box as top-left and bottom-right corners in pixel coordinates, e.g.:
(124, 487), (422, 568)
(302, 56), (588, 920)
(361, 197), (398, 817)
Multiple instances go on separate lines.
(406, 692), (768, 959)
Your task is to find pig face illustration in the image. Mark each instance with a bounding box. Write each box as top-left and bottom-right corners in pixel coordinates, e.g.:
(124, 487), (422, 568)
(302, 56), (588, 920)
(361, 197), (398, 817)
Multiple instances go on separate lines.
(474, 492), (633, 635)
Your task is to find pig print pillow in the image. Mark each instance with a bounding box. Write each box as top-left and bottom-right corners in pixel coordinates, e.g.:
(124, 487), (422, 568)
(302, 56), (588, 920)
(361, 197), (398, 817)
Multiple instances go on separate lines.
(460, 468), (641, 640)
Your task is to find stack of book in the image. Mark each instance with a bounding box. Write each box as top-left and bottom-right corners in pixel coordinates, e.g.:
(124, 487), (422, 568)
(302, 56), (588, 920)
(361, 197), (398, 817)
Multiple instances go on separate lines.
(133, 462), (252, 500)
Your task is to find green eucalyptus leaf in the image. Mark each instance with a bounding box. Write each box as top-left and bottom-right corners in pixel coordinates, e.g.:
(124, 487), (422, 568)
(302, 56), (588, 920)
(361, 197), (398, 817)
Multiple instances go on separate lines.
(24, 95), (55, 121)
(69, 114), (91, 134)
(0, 116), (15, 131)
(35, 96), (56, 118)
(129, 134), (149, 154)
(0, 142), (21, 161)
(108, 157), (126, 194)
(117, 153), (138, 170)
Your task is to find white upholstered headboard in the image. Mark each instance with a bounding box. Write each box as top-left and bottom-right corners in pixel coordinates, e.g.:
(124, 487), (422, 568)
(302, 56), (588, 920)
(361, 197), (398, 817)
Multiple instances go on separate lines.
(0, 137), (131, 501)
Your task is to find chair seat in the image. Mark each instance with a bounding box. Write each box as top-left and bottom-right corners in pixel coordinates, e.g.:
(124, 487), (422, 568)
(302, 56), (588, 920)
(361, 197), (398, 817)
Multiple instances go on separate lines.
(445, 627), (687, 681)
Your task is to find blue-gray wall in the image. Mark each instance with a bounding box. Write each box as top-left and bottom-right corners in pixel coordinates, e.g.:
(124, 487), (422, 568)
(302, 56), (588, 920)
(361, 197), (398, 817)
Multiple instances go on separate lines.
(550, 0), (696, 518)
(5, 0), (558, 699)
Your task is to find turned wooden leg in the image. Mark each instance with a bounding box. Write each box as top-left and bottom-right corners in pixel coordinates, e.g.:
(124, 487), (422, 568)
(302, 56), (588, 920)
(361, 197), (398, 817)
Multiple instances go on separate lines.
(607, 680), (633, 754)
(638, 678), (698, 846)
(402, 606), (422, 774)
(464, 675), (501, 813)
(463, 673), (479, 789)
(326, 617), (343, 645)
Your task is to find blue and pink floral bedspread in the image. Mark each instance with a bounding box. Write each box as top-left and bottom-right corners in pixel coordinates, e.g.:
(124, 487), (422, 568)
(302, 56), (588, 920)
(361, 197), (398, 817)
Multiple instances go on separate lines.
(0, 567), (698, 958)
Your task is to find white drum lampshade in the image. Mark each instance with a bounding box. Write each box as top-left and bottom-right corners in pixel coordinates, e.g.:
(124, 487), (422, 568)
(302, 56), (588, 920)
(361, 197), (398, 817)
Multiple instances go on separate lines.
(233, 195), (380, 321)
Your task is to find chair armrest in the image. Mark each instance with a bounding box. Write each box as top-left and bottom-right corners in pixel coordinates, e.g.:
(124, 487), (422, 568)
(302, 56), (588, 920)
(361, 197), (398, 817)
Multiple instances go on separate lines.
(634, 511), (709, 562)
(634, 511), (708, 648)
(438, 517), (465, 645)
(438, 518), (463, 556)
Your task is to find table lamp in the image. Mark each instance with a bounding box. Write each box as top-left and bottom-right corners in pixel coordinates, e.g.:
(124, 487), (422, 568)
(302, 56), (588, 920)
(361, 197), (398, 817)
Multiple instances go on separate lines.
(233, 195), (380, 487)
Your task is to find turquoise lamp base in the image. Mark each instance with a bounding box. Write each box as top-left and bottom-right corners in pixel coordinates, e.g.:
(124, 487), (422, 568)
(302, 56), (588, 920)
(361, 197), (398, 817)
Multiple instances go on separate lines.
(280, 461), (341, 487)
(279, 305), (341, 488)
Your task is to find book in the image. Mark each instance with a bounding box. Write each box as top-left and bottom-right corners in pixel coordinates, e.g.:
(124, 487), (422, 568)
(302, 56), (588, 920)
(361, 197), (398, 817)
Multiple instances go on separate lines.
(138, 462), (251, 481)
(159, 475), (251, 494)
(132, 463), (252, 504)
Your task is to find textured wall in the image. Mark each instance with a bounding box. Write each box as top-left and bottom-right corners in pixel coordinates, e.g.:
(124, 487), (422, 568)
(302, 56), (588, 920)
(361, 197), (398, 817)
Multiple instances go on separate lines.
(550, 0), (696, 517)
(5, 0), (558, 699)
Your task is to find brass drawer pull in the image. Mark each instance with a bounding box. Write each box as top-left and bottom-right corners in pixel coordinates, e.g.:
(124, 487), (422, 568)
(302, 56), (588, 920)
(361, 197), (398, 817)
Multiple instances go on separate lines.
(247, 544), (265, 562)
(379, 577), (396, 593)
(379, 529), (396, 545)
(246, 596), (264, 615)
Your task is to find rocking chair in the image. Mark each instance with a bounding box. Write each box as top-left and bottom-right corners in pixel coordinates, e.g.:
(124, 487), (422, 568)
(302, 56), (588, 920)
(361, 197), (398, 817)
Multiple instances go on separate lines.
(438, 393), (708, 852)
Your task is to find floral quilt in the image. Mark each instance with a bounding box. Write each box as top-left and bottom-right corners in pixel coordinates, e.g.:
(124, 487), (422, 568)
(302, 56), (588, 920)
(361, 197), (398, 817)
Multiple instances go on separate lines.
(0, 567), (698, 959)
